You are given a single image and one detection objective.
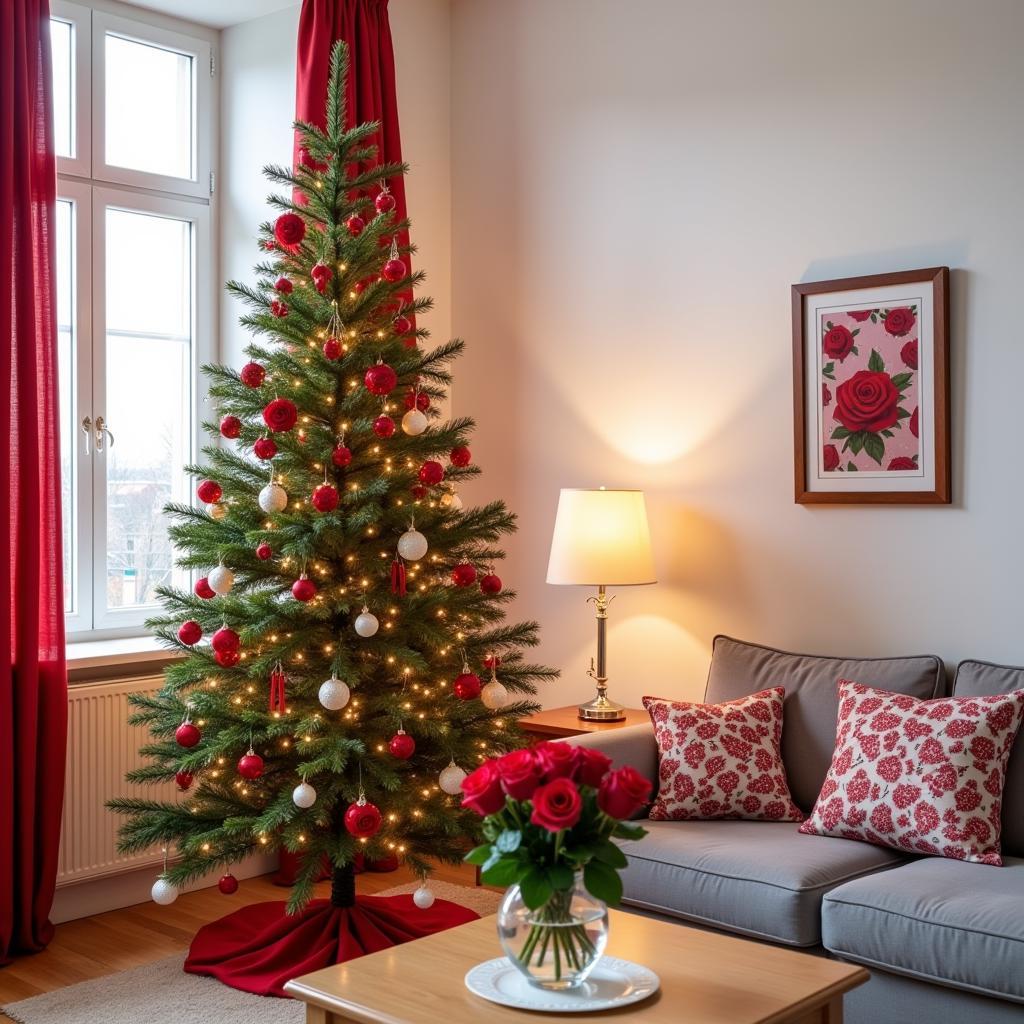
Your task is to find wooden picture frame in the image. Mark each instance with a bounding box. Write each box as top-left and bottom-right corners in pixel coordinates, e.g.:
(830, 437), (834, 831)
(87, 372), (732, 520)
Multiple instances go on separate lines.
(792, 267), (950, 504)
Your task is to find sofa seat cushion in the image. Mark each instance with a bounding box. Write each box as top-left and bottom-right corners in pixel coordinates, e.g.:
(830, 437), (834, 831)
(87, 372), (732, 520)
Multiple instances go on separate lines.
(619, 819), (904, 946)
(822, 856), (1024, 1003)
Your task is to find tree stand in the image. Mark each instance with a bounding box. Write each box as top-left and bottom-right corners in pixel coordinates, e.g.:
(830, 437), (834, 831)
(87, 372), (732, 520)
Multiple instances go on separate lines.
(184, 863), (479, 998)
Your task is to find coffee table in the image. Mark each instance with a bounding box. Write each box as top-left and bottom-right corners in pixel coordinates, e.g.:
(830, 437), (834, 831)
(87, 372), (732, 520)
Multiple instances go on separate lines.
(285, 909), (868, 1023)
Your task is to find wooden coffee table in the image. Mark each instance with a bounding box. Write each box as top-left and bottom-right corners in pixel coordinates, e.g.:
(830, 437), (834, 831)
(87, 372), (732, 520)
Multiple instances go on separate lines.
(285, 909), (867, 1023)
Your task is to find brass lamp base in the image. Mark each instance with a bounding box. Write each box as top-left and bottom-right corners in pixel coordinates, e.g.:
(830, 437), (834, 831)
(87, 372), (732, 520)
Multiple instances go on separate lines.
(577, 693), (626, 722)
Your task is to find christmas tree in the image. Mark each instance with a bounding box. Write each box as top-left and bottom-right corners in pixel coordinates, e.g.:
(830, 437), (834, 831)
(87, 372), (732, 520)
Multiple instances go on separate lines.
(110, 41), (556, 921)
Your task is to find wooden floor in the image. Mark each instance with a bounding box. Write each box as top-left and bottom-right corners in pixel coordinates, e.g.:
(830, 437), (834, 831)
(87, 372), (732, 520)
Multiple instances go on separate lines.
(0, 861), (478, 1020)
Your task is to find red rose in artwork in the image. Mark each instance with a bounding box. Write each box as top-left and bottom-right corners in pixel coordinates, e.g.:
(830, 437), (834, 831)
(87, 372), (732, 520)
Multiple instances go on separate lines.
(822, 383), (832, 407)
(531, 778), (583, 832)
(900, 339), (918, 369)
(823, 444), (840, 471)
(888, 457), (917, 471)
(273, 212), (306, 252)
(823, 324), (856, 361)
(833, 370), (901, 433)
(910, 406), (919, 438)
(884, 307), (916, 337)
(848, 309), (874, 322)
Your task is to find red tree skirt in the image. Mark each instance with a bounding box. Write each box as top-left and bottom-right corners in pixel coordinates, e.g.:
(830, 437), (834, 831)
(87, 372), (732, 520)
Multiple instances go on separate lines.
(184, 894), (479, 997)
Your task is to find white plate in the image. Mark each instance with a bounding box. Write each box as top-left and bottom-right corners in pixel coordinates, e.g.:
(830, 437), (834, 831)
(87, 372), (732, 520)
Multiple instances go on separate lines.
(465, 956), (660, 1013)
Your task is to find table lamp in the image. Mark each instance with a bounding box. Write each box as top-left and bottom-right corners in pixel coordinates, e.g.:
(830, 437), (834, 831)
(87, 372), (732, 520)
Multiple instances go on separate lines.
(546, 488), (656, 721)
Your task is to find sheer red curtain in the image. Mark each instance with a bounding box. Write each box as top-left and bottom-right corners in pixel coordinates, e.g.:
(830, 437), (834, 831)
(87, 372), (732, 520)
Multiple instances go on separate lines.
(0, 0), (68, 963)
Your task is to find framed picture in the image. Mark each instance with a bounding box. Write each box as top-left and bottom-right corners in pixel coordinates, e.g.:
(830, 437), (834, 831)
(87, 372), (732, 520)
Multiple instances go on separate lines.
(792, 267), (950, 504)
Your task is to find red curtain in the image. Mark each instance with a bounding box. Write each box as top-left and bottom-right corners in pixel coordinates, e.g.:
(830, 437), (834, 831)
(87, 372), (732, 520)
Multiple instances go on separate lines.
(1, 0), (68, 964)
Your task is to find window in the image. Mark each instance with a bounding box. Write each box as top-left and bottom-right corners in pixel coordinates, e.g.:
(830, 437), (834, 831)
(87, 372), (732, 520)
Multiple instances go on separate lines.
(53, 2), (215, 639)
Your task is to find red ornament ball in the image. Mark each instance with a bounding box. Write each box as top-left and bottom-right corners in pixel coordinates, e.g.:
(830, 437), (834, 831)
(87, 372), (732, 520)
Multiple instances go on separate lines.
(175, 770), (194, 790)
(261, 239), (276, 251)
(382, 258), (405, 283)
(240, 362), (266, 388)
(393, 314), (413, 336)
(345, 214), (365, 237)
(418, 461), (445, 486)
(270, 299), (289, 318)
(253, 436), (277, 460)
(215, 648), (241, 668)
(452, 563), (477, 587)
(311, 262), (333, 293)
(410, 483), (427, 500)
(331, 444), (352, 468)
(273, 212), (305, 251)
(292, 575), (317, 602)
(177, 620), (202, 645)
(274, 276), (293, 294)
(176, 722), (201, 748)
(312, 483), (339, 513)
(195, 577), (215, 600)
(197, 479), (222, 504)
(220, 415), (242, 439)
(218, 873), (239, 895)
(453, 672), (482, 701)
(323, 337), (342, 360)
(450, 446), (472, 467)
(483, 653), (502, 670)
(237, 752), (264, 780)
(211, 626), (240, 654)
(364, 363), (398, 396)
(388, 730), (416, 759)
(375, 189), (397, 214)
(255, 541), (273, 560)
(480, 573), (503, 595)
(404, 388), (429, 412)
(373, 415), (396, 439)
(263, 397), (298, 433)
(344, 800), (382, 838)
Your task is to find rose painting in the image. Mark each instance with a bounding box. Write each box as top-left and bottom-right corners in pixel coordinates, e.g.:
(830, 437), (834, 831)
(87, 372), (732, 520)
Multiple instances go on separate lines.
(820, 304), (920, 473)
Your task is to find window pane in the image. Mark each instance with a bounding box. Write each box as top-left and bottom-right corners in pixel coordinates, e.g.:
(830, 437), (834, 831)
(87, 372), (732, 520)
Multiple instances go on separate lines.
(50, 19), (74, 159)
(104, 208), (193, 610)
(56, 199), (76, 612)
(104, 34), (194, 180)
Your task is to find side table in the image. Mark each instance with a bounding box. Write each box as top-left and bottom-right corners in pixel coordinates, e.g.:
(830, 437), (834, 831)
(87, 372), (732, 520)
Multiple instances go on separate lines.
(517, 704), (649, 740)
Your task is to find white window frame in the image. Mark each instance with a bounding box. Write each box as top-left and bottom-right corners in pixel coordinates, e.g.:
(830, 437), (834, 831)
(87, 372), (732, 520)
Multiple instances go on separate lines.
(51, 1), (92, 177)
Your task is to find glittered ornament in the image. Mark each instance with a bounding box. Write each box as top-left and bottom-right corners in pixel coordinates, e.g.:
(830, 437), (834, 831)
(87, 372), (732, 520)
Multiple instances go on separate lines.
(263, 397), (297, 433)
(207, 502), (228, 521)
(451, 563), (477, 587)
(197, 479), (222, 504)
(345, 213), (365, 236)
(151, 878), (178, 906)
(238, 748), (264, 780)
(393, 313), (413, 336)
(175, 770), (194, 790)
(311, 483), (339, 512)
(195, 577), (215, 600)
(311, 262), (333, 293)
(292, 575), (317, 602)
(253, 436), (277, 460)
(410, 483), (427, 500)
(438, 761), (467, 795)
(402, 409), (428, 436)
(403, 388), (429, 411)
(292, 781), (317, 808)
(450, 446), (472, 467)
(240, 362), (266, 388)
(373, 415), (395, 438)
(397, 528), (428, 562)
(218, 874), (239, 895)
(258, 482), (288, 513)
(481, 678), (509, 709)
(176, 721), (201, 748)
(382, 258), (405, 282)
(215, 648), (241, 668)
(318, 676), (351, 710)
(418, 461), (444, 486)
(480, 573), (503, 595)
(331, 443), (352, 467)
(208, 564), (234, 595)
(413, 884), (435, 909)
(220, 415), (242, 439)
(344, 797), (382, 838)
(270, 299), (289, 318)
(274, 276), (293, 294)
(388, 728), (415, 760)
(354, 607), (379, 638)
(255, 541), (273, 560)
(177, 620), (202, 645)
(211, 626), (240, 654)
(322, 336), (342, 360)
(375, 187), (397, 214)
(453, 671), (482, 701)
(364, 363), (398, 396)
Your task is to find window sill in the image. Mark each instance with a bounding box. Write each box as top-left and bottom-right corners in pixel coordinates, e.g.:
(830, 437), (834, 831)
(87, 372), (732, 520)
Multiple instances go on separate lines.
(67, 635), (181, 684)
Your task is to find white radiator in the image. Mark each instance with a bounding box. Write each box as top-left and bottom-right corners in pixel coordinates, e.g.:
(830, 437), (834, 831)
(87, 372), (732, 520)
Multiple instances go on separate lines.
(57, 675), (176, 887)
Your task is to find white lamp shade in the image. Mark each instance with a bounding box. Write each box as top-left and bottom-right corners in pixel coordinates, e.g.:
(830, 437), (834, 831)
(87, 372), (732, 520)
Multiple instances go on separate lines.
(546, 488), (656, 586)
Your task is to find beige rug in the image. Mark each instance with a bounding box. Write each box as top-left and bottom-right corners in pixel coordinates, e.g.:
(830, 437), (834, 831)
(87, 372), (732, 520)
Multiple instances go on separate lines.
(3, 881), (501, 1024)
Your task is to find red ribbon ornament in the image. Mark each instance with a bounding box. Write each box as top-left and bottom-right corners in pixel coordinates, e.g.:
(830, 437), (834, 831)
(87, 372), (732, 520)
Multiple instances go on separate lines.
(390, 558), (407, 596)
(269, 666), (288, 714)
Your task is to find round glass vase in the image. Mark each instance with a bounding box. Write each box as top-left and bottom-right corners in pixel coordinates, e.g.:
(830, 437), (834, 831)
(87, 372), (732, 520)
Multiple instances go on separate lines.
(496, 872), (609, 990)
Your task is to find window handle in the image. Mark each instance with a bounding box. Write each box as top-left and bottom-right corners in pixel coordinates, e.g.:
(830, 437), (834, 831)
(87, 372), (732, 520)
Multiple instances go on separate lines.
(95, 415), (115, 452)
(81, 415), (92, 455)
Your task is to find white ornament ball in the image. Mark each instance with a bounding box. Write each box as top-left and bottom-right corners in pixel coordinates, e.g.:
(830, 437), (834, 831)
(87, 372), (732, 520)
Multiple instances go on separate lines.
(413, 884), (435, 909)
(151, 877), (178, 906)
(354, 610), (379, 638)
(207, 501), (228, 520)
(440, 491), (464, 511)
(401, 409), (428, 436)
(397, 529), (428, 562)
(439, 762), (467, 795)
(292, 781), (317, 809)
(318, 676), (351, 711)
(258, 482), (288, 514)
(208, 564), (234, 595)
(481, 679), (509, 710)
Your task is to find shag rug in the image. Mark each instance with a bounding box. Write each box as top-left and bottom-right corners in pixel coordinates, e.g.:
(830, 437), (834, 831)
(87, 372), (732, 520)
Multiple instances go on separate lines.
(2, 881), (501, 1024)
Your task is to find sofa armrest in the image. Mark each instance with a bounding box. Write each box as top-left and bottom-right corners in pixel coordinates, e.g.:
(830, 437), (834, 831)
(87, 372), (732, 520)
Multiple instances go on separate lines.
(561, 724), (659, 793)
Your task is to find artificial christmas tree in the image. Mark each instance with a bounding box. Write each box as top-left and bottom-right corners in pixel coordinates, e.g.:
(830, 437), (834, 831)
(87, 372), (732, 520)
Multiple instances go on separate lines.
(109, 41), (555, 995)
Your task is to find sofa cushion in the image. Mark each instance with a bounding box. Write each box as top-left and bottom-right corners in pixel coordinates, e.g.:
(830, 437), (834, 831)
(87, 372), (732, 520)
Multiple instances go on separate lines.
(704, 636), (944, 810)
(618, 818), (903, 946)
(822, 856), (1024, 1003)
(954, 660), (1024, 857)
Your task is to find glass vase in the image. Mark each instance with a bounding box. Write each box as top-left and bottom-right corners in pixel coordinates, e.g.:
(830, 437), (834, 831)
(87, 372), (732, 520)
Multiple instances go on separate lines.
(496, 872), (609, 990)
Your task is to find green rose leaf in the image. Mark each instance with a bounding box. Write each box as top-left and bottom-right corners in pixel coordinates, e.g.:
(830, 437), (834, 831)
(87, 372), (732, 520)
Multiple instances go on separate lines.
(519, 865), (554, 910)
(494, 830), (521, 854)
(482, 857), (526, 888)
(868, 349), (886, 373)
(612, 822), (647, 841)
(852, 328), (860, 336)
(831, 426), (851, 439)
(848, 431), (866, 456)
(464, 844), (493, 866)
(881, 429), (894, 438)
(584, 860), (624, 907)
(850, 345), (860, 355)
(594, 840), (628, 869)
(546, 863), (575, 891)
(847, 462), (858, 471)
(863, 433), (885, 465)
(896, 407), (911, 419)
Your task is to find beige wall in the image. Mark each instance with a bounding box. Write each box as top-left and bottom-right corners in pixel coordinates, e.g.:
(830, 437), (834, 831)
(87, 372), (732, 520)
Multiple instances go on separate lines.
(450, 0), (1024, 709)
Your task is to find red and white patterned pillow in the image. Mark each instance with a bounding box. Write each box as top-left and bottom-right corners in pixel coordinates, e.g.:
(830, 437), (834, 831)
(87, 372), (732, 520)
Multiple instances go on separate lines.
(643, 688), (802, 822)
(800, 680), (1024, 865)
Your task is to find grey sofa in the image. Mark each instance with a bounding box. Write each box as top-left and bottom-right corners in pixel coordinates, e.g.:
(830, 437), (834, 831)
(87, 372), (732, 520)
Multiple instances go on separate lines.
(565, 637), (1024, 1024)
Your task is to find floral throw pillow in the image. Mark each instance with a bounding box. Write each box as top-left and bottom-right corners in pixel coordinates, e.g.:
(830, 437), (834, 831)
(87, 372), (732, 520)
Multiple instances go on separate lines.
(643, 688), (802, 822)
(800, 680), (1024, 865)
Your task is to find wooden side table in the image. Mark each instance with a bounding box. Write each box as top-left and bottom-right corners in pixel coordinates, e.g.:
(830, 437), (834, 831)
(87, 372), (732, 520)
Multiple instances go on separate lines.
(517, 704), (649, 740)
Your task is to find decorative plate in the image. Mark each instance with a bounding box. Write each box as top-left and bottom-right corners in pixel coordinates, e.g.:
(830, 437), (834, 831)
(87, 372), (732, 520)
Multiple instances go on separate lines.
(464, 956), (660, 1013)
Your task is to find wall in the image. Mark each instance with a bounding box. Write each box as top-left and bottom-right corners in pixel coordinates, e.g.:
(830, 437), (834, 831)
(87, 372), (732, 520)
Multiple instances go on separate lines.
(450, 0), (1024, 709)
(220, 0), (451, 368)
